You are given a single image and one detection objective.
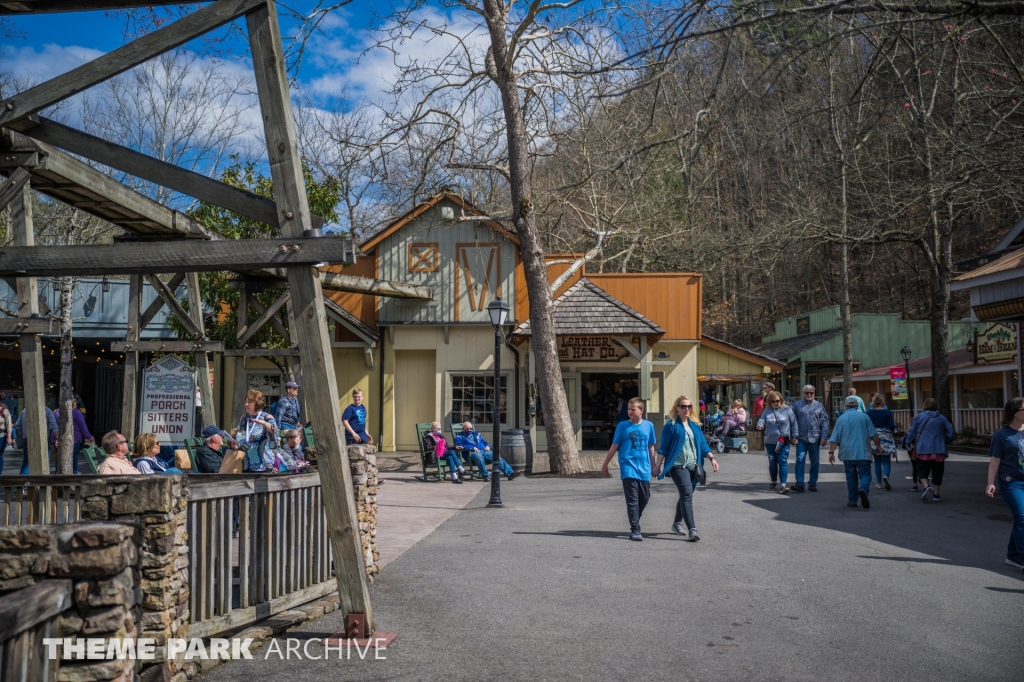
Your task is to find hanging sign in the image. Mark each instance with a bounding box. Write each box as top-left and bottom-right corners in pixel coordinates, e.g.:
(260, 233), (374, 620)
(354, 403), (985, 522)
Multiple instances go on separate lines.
(141, 356), (195, 444)
(977, 323), (1017, 363)
(889, 366), (907, 400)
(558, 336), (631, 362)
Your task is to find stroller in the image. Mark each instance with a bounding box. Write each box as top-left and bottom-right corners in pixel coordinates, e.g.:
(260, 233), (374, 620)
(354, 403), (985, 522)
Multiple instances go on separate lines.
(704, 411), (749, 454)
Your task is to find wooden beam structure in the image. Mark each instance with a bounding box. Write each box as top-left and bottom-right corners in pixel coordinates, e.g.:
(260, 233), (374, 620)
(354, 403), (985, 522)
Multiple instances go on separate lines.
(0, 167), (30, 211)
(0, 236), (357, 277)
(3, 0), (375, 635)
(12, 116), (325, 229)
(11, 180), (48, 475)
(248, 0), (374, 633)
(112, 340), (226, 353)
(187, 272), (218, 428)
(139, 273), (187, 331)
(318, 271), (433, 300)
(0, 317), (56, 335)
(237, 291), (289, 347)
(0, 0), (265, 127)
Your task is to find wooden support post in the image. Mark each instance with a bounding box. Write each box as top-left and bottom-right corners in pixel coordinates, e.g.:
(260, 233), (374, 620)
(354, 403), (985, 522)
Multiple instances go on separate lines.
(286, 298), (305, 417)
(187, 272), (217, 428)
(0, 167), (31, 211)
(122, 274), (142, 441)
(12, 180), (48, 475)
(232, 286), (249, 428)
(144, 274), (202, 338)
(248, 0), (374, 634)
(237, 291), (289, 347)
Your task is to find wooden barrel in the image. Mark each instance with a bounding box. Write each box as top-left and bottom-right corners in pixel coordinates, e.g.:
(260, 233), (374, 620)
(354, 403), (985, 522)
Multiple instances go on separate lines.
(523, 429), (534, 475)
(500, 429), (528, 473)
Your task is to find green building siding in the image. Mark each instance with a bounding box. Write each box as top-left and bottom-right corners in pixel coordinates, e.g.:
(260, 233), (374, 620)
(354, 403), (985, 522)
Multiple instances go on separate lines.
(763, 307), (984, 370)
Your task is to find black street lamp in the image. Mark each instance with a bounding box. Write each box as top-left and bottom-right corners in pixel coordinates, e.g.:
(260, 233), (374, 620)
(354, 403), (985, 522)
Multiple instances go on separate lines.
(900, 345), (914, 413)
(486, 296), (510, 508)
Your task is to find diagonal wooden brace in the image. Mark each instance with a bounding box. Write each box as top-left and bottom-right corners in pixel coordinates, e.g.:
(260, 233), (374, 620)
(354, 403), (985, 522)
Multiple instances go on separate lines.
(145, 274), (203, 339)
(237, 291), (290, 347)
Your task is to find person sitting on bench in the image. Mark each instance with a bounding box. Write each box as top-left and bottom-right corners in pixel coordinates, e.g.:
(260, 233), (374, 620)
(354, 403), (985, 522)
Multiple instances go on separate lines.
(715, 400), (747, 437)
(425, 421), (469, 484)
(455, 421), (518, 481)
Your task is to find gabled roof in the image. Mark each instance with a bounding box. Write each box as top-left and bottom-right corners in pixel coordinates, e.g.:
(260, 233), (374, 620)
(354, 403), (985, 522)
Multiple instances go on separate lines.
(754, 328), (841, 363)
(323, 297), (379, 345)
(702, 335), (784, 371)
(512, 278), (664, 336)
(359, 192), (518, 252)
(951, 245), (1024, 289)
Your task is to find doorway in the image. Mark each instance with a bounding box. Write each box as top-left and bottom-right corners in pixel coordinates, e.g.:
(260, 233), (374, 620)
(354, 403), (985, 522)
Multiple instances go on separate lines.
(580, 372), (639, 451)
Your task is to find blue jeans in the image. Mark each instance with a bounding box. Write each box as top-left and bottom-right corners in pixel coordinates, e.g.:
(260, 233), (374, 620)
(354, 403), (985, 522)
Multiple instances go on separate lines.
(873, 454), (892, 483)
(766, 441), (790, 484)
(470, 449), (513, 478)
(442, 450), (464, 476)
(794, 441), (820, 487)
(997, 477), (1024, 565)
(844, 461), (872, 504)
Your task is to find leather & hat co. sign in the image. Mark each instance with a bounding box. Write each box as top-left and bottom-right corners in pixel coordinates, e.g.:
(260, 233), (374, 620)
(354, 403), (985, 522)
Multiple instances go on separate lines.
(558, 336), (631, 361)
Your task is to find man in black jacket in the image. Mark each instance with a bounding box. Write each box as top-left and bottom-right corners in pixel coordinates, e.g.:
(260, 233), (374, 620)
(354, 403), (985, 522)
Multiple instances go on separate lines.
(196, 425), (235, 474)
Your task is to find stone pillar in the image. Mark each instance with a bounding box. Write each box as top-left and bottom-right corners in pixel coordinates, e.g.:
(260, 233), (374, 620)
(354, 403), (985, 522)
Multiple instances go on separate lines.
(79, 475), (191, 682)
(0, 523), (139, 682)
(348, 444), (380, 581)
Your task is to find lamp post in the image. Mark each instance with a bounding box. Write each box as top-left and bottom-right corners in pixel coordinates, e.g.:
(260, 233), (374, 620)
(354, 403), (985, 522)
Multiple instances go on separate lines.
(900, 346), (913, 413)
(486, 297), (510, 508)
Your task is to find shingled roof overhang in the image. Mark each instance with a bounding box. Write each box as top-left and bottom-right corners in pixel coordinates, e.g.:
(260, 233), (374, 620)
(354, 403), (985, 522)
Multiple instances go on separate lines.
(512, 278), (664, 337)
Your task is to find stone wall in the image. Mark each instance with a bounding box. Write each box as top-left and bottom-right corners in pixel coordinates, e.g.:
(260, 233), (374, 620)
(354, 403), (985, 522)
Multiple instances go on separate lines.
(77, 475), (191, 682)
(348, 444), (380, 581)
(0, 522), (139, 682)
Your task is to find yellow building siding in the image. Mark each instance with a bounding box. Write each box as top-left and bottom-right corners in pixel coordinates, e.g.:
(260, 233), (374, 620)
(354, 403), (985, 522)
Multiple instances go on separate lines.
(395, 350), (437, 449)
(697, 345), (767, 377)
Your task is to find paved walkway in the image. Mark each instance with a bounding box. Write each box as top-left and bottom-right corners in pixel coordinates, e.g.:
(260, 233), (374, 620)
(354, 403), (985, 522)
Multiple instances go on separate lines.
(203, 449), (1021, 682)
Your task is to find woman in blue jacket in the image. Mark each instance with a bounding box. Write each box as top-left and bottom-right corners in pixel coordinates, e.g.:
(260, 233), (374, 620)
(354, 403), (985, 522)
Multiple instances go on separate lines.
(903, 398), (955, 502)
(653, 395), (718, 542)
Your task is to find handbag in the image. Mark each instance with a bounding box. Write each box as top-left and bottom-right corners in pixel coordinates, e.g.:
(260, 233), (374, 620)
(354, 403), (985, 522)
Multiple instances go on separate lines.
(685, 421), (708, 485)
(907, 413), (936, 461)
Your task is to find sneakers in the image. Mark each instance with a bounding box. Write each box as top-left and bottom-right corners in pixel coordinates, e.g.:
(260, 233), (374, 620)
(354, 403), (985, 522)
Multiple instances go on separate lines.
(858, 490), (870, 509)
(452, 477), (463, 484)
(779, 485), (791, 495)
(921, 486), (934, 502)
(791, 484), (805, 493)
(1005, 558), (1023, 569)
(847, 502), (858, 508)
(687, 529), (700, 542)
(883, 476), (891, 491)
(507, 471), (520, 481)
(629, 531), (643, 542)
(931, 496), (941, 503)
(875, 483), (883, 489)
(808, 484), (817, 492)
(769, 482), (778, 490)
(672, 522), (686, 535)
(911, 486), (920, 492)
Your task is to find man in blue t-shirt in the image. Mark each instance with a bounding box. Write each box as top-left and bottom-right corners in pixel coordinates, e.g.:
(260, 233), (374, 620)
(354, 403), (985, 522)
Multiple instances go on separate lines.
(601, 397), (657, 541)
(342, 388), (374, 445)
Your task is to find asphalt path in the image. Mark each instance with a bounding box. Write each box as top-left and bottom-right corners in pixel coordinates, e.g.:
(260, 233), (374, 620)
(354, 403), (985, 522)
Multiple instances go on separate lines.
(202, 450), (1023, 681)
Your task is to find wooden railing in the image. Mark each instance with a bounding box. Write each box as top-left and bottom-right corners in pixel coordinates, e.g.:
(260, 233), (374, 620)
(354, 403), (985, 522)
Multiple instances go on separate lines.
(186, 473), (335, 639)
(891, 409), (916, 433)
(0, 580), (71, 682)
(957, 408), (1002, 436)
(1, 479), (83, 526)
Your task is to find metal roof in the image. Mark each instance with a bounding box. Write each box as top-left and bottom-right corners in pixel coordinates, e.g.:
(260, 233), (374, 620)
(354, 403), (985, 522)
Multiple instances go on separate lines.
(513, 278), (664, 336)
(754, 328), (841, 363)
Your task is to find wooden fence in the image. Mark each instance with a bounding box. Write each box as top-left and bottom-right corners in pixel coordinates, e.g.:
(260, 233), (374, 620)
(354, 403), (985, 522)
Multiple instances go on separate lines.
(0, 474), (336, 640)
(186, 473), (335, 639)
(0, 581), (71, 682)
(890, 408), (1002, 436)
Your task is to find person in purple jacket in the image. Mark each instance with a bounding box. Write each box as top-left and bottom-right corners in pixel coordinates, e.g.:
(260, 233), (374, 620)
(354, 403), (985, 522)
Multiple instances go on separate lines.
(54, 399), (93, 474)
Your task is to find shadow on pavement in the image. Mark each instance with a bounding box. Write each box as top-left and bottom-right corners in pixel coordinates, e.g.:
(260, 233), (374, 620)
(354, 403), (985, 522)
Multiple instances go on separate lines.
(512, 529), (688, 541)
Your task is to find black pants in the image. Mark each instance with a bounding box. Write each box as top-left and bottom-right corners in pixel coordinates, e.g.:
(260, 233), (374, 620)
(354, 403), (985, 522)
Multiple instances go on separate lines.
(670, 466), (697, 531)
(916, 458), (945, 486)
(621, 478), (651, 533)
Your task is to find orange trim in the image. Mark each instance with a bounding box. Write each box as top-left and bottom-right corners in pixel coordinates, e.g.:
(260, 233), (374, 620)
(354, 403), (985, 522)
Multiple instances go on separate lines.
(456, 243), (502, 319)
(409, 242), (439, 272)
(360, 193), (519, 252)
(700, 336), (783, 371)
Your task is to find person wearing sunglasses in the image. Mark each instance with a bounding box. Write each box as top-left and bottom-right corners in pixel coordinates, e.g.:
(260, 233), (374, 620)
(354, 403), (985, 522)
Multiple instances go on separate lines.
(653, 396), (718, 541)
(791, 385), (830, 492)
(756, 390), (799, 494)
(96, 430), (139, 476)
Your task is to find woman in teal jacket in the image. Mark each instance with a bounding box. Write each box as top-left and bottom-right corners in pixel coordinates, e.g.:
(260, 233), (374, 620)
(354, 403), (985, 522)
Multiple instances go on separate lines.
(653, 395), (719, 541)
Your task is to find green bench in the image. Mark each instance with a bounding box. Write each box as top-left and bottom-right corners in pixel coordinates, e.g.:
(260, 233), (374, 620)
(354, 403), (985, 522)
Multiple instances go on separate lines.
(416, 423), (481, 482)
(181, 437), (202, 472)
(81, 445), (106, 474)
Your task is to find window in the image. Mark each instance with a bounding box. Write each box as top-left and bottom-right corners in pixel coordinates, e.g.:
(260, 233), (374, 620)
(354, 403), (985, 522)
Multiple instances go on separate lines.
(409, 243), (439, 273)
(963, 388), (1003, 409)
(450, 374), (507, 426)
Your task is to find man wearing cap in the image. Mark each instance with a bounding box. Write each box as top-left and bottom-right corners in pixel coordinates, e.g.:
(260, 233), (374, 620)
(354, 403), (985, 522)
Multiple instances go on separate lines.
(828, 396), (881, 509)
(276, 382), (302, 433)
(196, 425), (236, 474)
